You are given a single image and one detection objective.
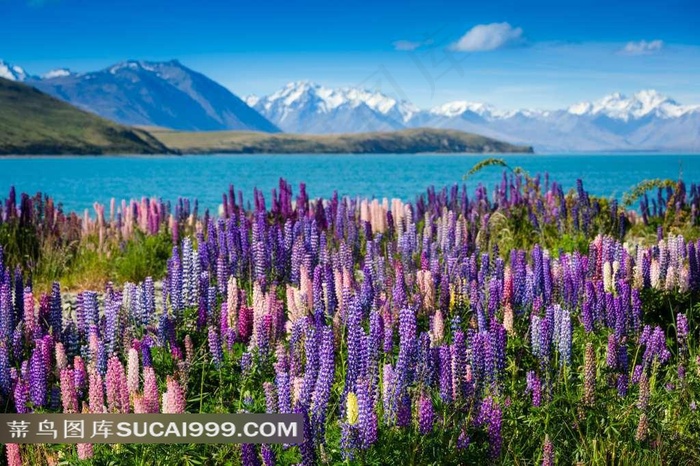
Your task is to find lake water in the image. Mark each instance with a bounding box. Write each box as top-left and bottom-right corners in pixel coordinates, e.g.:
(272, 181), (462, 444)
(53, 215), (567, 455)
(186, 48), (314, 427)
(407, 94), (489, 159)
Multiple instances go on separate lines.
(0, 153), (697, 213)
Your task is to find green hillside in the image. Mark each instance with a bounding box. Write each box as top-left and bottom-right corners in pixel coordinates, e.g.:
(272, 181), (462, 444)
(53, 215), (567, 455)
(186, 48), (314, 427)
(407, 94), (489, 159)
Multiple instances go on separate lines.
(0, 78), (169, 155)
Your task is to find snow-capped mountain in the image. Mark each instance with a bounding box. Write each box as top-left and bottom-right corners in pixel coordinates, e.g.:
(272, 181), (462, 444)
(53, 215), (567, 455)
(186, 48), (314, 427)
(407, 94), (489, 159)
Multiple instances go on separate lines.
(0, 60), (29, 82)
(248, 81), (419, 133)
(567, 90), (699, 120)
(418, 91), (700, 152)
(29, 60), (279, 132)
(249, 83), (700, 151)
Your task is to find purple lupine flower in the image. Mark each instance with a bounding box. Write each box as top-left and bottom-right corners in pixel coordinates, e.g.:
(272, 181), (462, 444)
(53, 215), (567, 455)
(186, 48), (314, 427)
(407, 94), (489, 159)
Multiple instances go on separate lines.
(676, 313), (689, 347)
(208, 326), (224, 368)
(526, 370), (542, 407)
(438, 345), (453, 403)
(357, 378), (377, 449)
(29, 343), (47, 408)
(263, 382), (277, 413)
(261, 445), (276, 466)
(240, 352), (253, 376)
(13, 376), (29, 413)
(0, 341), (10, 396)
(451, 330), (467, 401)
(241, 443), (261, 466)
(416, 393), (435, 435)
(311, 326), (334, 441)
(299, 324), (320, 408)
(606, 335), (618, 369)
(294, 401), (316, 466)
(275, 372), (291, 414)
(478, 396), (503, 460)
(346, 296), (366, 387)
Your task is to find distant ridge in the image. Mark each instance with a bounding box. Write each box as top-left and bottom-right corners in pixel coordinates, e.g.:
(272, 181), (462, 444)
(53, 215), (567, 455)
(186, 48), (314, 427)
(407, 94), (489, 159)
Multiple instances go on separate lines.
(30, 59), (280, 133)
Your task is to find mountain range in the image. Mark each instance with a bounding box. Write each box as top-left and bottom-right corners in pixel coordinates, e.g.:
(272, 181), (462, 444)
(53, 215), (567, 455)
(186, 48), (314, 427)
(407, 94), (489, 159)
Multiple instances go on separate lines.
(247, 83), (700, 152)
(2, 58), (699, 152)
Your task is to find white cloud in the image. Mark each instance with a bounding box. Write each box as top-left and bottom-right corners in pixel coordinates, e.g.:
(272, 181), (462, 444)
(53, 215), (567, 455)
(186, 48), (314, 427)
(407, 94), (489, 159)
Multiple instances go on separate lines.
(393, 40), (423, 52)
(450, 22), (524, 52)
(620, 40), (664, 56)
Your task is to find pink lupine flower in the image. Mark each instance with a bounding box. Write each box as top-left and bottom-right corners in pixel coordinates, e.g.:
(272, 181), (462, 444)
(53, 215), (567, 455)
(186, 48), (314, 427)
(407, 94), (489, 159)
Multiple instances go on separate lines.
(162, 376), (186, 413)
(142, 366), (160, 413)
(88, 369), (105, 414)
(5, 444), (21, 466)
(60, 368), (78, 413)
(127, 348), (140, 394)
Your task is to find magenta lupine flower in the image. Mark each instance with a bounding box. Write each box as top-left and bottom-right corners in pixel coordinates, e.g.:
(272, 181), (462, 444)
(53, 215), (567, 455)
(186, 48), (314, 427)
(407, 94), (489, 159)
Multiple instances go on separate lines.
(76, 441), (94, 460)
(59, 368), (78, 413)
(5, 443), (21, 466)
(417, 393), (435, 435)
(142, 366), (160, 413)
(583, 342), (596, 406)
(637, 371), (650, 410)
(542, 435), (554, 466)
(238, 306), (254, 344)
(88, 369), (105, 414)
(184, 334), (194, 365)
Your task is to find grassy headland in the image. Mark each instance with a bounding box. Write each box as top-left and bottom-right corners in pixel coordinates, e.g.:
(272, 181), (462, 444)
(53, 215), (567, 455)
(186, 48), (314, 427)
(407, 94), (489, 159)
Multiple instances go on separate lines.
(149, 127), (534, 154)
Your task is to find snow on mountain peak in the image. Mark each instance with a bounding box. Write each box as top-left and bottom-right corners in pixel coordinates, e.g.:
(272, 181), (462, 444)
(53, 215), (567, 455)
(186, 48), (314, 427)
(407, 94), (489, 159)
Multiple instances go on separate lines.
(429, 101), (497, 118)
(0, 60), (28, 81)
(42, 68), (72, 79)
(258, 81), (418, 122)
(567, 89), (694, 120)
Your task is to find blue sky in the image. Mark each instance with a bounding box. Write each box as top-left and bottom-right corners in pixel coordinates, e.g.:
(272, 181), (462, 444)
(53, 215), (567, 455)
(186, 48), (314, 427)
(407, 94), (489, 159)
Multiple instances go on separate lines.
(2, 0), (699, 109)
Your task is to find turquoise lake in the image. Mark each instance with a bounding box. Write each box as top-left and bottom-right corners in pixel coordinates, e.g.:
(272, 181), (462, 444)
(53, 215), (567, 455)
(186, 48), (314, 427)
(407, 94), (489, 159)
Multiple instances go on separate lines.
(0, 153), (697, 213)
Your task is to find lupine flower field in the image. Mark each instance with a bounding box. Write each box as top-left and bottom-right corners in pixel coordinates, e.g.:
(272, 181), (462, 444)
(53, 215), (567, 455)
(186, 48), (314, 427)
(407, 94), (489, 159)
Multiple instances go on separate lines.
(0, 163), (699, 465)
